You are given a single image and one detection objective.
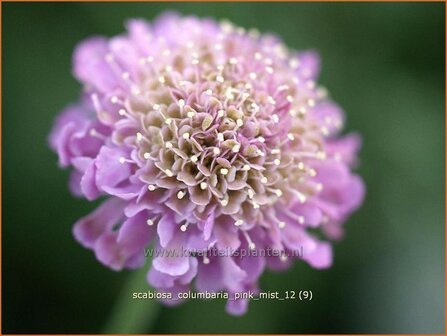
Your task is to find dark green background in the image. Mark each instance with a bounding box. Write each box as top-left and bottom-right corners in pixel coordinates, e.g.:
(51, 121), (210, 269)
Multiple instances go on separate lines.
(3, 2), (445, 334)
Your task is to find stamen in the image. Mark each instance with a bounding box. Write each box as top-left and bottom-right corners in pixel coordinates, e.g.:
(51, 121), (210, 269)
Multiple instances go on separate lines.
(229, 57), (238, 65)
(177, 190), (185, 199)
(148, 184), (156, 191)
(272, 114), (279, 123)
(147, 219), (154, 226)
(234, 219), (244, 226)
(247, 189), (255, 199)
(242, 231), (256, 250)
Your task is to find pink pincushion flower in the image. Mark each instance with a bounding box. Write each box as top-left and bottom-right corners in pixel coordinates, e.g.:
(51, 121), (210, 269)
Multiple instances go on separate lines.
(49, 12), (364, 315)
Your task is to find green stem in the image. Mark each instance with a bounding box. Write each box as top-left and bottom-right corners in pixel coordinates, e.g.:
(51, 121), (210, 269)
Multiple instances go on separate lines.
(103, 265), (161, 333)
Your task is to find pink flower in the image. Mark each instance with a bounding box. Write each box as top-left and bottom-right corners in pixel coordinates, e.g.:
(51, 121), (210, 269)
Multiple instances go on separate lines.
(49, 12), (365, 315)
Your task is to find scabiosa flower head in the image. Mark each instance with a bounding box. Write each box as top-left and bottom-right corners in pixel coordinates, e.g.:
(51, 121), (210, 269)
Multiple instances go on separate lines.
(49, 12), (364, 315)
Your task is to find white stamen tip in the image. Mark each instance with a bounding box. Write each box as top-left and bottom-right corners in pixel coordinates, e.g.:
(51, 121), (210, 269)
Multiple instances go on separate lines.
(180, 224), (187, 232)
(234, 219), (244, 226)
(158, 76), (166, 84)
(119, 157), (126, 164)
(298, 216), (305, 224)
(136, 132), (143, 141)
(272, 114), (279, 123)
(177, 191), (185, 199)
(165, 118), (172, 125)
(288, 133), (295, 141)
(165, 142), (173, 149)
(153, 104), (160, 111)
(143, 152), (151, 160)
(148, 184), (156, 191)
(220, 168), (229, 175)
(275, 189), (283, 197)
(249, 242), (256, 250)
(248, 189), (255, 199)
(213, 148), (221, 155)
(147, 219), (154, 226)
(236, 119), (244, 127)
(274, 159), (281, 166)
(258, 136), (265, 143)
(217, 133), (224, 142)
(165, 169), (174, 177)
(190, 155), (198, 163)
(187, 111), (195, 118)
(200, 182), (208, 190)
(178, 99), (185, 107)
(232, 144), (240, 153)
(242, 164), (251, 171)
(221, 199), (229, 206)
(182, 132), (190, 140)
(118, 108), (126, 116)
(278, 221), (286, 229)
(261, 177), (268, 184)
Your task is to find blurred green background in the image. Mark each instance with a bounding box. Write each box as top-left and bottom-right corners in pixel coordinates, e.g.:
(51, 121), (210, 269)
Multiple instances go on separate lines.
(3, 2), (445, 334)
